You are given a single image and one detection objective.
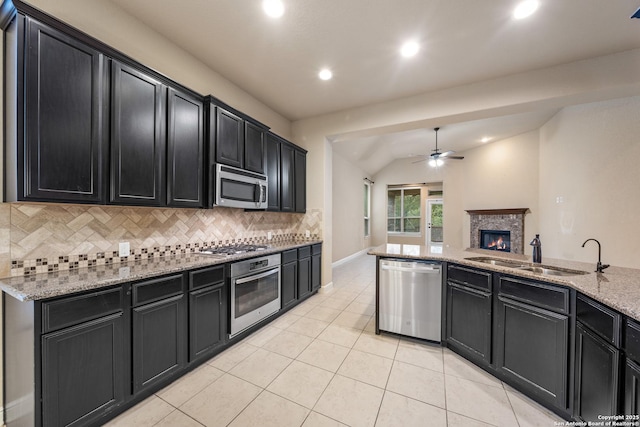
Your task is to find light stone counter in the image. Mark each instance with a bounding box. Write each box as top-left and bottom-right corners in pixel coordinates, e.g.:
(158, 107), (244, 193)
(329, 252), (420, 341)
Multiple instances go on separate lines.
(368, 244), (640, 322)
(0, 240), (322, 302)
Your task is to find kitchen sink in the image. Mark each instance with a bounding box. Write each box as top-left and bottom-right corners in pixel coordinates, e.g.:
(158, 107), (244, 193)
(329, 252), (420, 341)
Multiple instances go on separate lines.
(464, 257), (528, 268)
(464, 256), (589, 277)
(516, 266), (589, 276)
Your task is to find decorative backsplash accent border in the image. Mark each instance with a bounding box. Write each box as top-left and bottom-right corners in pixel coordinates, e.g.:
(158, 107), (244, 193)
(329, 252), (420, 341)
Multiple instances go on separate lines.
(1, 203), (322, 277)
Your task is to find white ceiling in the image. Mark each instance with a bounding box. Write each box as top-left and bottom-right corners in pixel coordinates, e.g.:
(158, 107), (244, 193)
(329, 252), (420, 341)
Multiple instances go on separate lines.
(107, 0), (640, 174)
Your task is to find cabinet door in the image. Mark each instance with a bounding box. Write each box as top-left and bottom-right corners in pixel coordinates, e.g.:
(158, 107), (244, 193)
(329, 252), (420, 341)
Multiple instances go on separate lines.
(625, 358), (640, 415)
(24, 18), (106, 203)
(244, 121), (265, 174)
(281, 261), (298, 309)
(280, 143), (295, 212)
(111, 62), (166, 206)
(495, 297), (569, 410)
(132, 294), (186, 393)
(265, 133), (281, 211)
(189, 283), (227, 362)
(446, 282), (492, 365)
(167, 88), (204, 207)
(311, 253), (321, 291)
(42, 313), (124, 427)
(574, 322), (620, 421)
(294, 149), (306, 213)
(216, 107), (244, 168)
(298, 256), (312, 300)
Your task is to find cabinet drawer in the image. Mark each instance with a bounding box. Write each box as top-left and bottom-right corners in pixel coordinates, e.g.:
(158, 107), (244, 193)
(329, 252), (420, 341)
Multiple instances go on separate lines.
(298, 246), (311, 259)
(625, 319), (640, 364)
(133, 274), (184, 306)
(498, 276), (569, 314)
(576, 294), (621, 347)
(189, 265), (225, 290)
(282, 249), (297, 264)
(42, 287), (123, 333)
(447, 264), (492, 291)
(312, 244), (322, 255)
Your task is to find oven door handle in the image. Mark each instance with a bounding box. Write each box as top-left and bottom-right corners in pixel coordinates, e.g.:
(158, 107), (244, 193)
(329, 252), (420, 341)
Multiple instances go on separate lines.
(235, 267), (280, 285)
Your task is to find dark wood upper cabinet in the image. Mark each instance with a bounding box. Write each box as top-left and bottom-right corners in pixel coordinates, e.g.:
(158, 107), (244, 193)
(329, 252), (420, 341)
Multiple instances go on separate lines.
(294, 149), (306, 213)
(110, 62), (166, 206)
(244, 121), (265, 174)
(215, 107), (244, 169)
(280, 143), (295, 212)
(265, 133), (281, 211)
(167, 88), (204, 207)
(20, 17), (107, 203)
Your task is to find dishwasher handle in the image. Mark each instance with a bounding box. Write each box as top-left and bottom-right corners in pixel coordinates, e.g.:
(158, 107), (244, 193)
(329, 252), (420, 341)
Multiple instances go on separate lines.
(380, 263), (441, 274)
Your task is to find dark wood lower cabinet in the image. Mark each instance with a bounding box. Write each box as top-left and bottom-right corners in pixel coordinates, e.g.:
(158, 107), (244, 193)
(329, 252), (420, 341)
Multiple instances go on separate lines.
(281, 260), (298, 310)
(41, 313), (124, 427)
(446, 282), (492, 365)
(495, 296), (569, 411)
(189, 283), (227, 362)
(311, 252), (321, 291)
(574, 322), (620, 420)
(132, 294), (186, 394)
(626, 358), (640, 415)
(298, 255), (312, 300)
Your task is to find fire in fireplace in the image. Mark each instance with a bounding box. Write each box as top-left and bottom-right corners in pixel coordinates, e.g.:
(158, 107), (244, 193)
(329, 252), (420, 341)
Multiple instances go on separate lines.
(480, 230), (511, 251)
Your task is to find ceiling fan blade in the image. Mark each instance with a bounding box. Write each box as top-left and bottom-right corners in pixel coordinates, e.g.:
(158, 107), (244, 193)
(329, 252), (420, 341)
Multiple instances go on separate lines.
(439, 150), (455, 158)
(447, 156), (465, 160)
(412, 158), (428, 164)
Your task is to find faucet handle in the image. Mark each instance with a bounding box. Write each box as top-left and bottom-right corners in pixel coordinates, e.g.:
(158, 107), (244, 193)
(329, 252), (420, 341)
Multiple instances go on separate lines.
(596, 262), (610, 273)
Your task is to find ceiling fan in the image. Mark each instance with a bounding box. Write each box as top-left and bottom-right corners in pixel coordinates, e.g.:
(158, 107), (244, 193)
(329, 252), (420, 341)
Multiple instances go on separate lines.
(413, 127), (464, 166)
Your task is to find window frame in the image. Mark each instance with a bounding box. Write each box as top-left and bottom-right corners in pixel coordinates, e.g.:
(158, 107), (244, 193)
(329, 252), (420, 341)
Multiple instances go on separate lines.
(387, 186), (422, 236)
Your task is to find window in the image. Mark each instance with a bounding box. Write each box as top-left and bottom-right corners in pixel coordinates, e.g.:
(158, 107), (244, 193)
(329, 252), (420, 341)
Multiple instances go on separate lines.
(364, 181), (371, 237)
(387, 187), (421, 234)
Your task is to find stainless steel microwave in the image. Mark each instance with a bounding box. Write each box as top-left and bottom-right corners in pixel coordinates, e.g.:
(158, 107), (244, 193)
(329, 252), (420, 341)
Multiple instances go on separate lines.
(214, 164), (268, 209)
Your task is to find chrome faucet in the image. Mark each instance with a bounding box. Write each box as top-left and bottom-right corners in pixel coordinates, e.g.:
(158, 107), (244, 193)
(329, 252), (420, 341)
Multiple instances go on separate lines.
(581, 239), (610, 273)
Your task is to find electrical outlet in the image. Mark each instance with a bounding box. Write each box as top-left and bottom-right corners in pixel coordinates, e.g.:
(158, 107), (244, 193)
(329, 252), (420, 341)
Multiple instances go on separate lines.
(305, 230), (311, 238)
(119, 242), (130, 257)
(267, 231), (273, 240)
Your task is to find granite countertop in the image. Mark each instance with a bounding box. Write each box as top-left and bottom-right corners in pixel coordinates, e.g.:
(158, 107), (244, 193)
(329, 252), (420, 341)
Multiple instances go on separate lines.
(0, 240), (322, 302)
(369, 244), (640, 322)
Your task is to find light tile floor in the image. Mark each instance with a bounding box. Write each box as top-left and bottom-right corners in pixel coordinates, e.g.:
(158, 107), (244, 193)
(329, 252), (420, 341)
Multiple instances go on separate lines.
(105, 254), (566, 427)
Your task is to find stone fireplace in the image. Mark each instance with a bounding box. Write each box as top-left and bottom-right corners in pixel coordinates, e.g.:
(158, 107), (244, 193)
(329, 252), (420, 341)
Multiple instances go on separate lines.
(467, 209), (528, 254)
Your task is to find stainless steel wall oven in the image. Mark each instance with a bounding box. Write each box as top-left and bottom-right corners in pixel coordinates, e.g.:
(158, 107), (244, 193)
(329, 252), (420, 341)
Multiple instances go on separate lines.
(229, 253), (281, 337)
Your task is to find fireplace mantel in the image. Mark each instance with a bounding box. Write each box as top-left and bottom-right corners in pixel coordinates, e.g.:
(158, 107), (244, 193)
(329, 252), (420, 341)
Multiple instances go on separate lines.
(465, 208), (529, 216)
(467, 208), (529, 254)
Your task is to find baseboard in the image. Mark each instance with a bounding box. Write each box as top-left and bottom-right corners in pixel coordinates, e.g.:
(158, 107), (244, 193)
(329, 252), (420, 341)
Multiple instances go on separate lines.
(319, 282), (334, 293)
(332, 247), (373, 268)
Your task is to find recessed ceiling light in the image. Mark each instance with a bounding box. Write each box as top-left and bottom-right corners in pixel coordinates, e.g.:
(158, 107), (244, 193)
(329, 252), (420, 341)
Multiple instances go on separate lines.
(263, 0), (284, 18)
(513, 0), (539, 19)
(400, 41), (420, 58)
(318, 68), (333, 81)
(481, 137), (491, 143)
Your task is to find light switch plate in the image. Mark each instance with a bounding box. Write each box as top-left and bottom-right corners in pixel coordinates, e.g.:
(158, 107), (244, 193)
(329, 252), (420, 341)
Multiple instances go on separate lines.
(119, 242), (130, 257)
(305, 230), (311, 238)
(267, 231), (273, 240)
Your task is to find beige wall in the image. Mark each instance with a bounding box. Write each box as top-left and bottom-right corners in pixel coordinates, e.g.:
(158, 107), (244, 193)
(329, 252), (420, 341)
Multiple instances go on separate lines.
(331, 151), (370, 263)
(458, 130), (540, 249)
(365, 131), (539, 252)
(539, 96), (640, 268)
(369, 158), (446, 247)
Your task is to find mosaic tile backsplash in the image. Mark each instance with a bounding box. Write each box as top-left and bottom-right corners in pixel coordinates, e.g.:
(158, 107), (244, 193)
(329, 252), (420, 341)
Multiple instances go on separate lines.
(0, 203), (322, 277)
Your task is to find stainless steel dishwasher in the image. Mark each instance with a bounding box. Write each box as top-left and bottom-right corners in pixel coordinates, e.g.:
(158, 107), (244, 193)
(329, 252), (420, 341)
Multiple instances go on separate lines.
(378, 259), (442, 342)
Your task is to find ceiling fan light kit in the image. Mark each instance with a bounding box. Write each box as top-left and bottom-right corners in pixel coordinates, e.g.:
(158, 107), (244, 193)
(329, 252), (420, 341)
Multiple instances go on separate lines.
(414, 127), (465, 167)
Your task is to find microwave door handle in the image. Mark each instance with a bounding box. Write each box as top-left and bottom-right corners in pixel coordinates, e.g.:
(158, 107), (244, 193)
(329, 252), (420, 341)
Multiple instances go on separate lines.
(260, 184), (266, 203)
